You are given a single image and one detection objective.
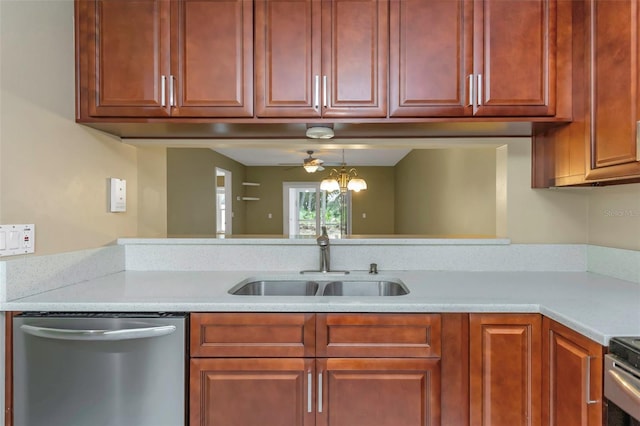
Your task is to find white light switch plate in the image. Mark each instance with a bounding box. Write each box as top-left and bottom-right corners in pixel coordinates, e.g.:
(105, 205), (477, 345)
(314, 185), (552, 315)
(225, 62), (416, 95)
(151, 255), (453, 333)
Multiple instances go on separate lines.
(0, 224), (35, 257)
(109, 178), (126, 213)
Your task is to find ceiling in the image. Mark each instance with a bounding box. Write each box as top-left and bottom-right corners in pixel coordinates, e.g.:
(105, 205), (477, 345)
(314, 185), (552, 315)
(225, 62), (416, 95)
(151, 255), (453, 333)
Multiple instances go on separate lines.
(122, 122), (532, 166)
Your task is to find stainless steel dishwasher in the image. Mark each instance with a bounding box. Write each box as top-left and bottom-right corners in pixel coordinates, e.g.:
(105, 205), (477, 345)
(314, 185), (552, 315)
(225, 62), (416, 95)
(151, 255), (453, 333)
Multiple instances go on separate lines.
(13, 312), (187, 426)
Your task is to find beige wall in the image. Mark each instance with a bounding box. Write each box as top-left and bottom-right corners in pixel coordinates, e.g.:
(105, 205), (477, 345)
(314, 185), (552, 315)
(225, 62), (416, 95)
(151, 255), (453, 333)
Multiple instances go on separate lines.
(0, 0), (139, 255)
(504, 139), (590, 243)
(166, 148), (246, 235)
(137, 147), (167, 237)
(587, 183), (640, 250)
(395, 148), (497, 236)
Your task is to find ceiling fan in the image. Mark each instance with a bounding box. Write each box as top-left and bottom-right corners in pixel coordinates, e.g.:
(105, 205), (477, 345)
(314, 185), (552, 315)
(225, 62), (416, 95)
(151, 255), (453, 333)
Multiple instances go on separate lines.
(302, 150), (324, 173)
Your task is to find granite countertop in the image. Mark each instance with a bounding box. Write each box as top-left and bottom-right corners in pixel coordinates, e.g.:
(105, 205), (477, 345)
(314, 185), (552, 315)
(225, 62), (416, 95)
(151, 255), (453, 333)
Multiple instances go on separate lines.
(3, 269), (639, 346)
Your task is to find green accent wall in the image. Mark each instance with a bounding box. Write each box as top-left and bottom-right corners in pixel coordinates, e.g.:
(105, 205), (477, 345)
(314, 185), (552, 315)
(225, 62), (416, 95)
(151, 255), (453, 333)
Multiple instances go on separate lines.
(395, 148), (496, 236)
(167, 148), (246, 235)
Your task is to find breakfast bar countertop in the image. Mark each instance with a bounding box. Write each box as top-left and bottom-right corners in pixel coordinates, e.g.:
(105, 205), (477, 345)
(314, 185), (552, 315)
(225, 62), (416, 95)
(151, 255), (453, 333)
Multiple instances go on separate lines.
(2, 269), (639, 346)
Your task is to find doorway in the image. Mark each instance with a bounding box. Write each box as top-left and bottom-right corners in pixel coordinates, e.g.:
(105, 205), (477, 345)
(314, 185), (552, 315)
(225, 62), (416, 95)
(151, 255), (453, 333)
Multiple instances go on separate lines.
(215, 168), (233, 235)
(282, 182), (350, 238)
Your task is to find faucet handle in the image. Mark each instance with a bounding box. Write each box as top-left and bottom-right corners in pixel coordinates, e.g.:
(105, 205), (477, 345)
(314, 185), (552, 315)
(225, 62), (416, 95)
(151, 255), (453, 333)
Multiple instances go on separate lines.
(369, 263), (378, 274)
(321, 226), (328, 237)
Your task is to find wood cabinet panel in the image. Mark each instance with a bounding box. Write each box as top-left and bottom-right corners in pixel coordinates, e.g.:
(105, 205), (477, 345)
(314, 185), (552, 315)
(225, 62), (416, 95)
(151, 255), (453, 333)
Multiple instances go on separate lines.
(255, 0), (321, 117)
(389, 0), (472, 117)
(469, 313), (542, 426)
(317, 358), (441, 426)
(316, 313), (441, 358)
(171, 0), (253, 117)
(190, 358), (315, 426)
(542, 317), (604, 426)
(190, 313), (315, 357)
(587, 0), (640, 177)
(473, 0), (556, 116)
(84, 0), (171, 117)
(321, 0), (388, 117)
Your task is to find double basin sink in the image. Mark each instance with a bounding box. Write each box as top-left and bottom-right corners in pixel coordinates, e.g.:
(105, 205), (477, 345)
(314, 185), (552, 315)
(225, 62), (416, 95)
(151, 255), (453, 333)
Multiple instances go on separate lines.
(228, 278), (409, 297)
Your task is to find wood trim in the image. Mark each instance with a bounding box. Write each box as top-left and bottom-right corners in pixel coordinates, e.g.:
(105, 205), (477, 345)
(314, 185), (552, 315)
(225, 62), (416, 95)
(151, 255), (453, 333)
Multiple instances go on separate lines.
(441, 313), (470, 426)
(190, 313), (315, 358)
(4, 312), (15, 426)
(316, 313), (441, 358)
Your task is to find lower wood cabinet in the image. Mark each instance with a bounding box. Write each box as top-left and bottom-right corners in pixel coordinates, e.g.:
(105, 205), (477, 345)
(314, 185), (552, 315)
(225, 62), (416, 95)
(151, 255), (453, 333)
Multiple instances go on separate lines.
(318, 358), (440, 426)
(190, 312), (605, 426)
(469, 313), (542, 426)
(190, 358), (315, 426)
(190, 313), (442, 426)
(542, 317), (604, 426)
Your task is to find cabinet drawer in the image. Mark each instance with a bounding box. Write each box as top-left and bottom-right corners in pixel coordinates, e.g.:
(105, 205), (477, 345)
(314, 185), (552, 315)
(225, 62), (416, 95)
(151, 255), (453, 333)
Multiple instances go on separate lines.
(190, 313), (315, 358)
(316, 314), (441, 358)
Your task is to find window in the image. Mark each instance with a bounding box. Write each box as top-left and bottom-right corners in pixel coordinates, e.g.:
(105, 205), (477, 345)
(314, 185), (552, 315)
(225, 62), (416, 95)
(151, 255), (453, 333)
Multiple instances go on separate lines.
(283, 183), (350, 238)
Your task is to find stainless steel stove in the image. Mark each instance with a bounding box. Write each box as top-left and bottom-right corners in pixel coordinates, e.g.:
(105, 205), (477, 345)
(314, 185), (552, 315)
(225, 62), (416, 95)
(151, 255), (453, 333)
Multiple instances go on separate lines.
(605, 337), (640, 425)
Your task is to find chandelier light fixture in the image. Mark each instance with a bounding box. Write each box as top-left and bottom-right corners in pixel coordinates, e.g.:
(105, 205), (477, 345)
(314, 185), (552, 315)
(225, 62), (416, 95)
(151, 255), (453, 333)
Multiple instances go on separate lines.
(320, 150), (367, 193)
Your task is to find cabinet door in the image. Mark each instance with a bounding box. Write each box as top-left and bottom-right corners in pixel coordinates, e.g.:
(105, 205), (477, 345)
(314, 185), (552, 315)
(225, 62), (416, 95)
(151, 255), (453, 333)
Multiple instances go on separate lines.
(170, 0), (253, 117)
(255, 0), (322, 117)
(316, 358), (441, 426)
(321, 0), (388, 118)
(586, 0), (640, 180)
(83, 0), (171, 117)
(190, 358), (315, 426)
(473, 0), (556, 116)
(469, 314), (542, 426)
(542, 318), (603, 426)
(389, 0), (472, 117)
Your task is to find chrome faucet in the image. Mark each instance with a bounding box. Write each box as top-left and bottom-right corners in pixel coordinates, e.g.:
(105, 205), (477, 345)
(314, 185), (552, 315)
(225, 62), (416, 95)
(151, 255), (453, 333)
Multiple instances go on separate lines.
(300, 227), (348, 275)
(317, 226), (331, 272)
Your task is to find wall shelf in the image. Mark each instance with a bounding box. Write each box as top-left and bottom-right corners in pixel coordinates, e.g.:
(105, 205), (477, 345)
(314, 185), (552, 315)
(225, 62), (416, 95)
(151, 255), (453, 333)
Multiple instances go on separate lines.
(242, 182), (260, 186)
(241, 197), (260, 201)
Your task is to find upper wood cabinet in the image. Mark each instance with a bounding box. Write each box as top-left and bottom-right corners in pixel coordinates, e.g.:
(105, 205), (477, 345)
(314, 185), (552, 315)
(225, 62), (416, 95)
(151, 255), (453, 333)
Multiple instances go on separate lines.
(76, 0), (253, 119)
(389, 0), (558, 118)
(585, 0), (640, 181)
(472, 0), (556, 116)
(254, 0), (388, 118)
(389, 0), (472, 117)
(532, 0), (640, 187)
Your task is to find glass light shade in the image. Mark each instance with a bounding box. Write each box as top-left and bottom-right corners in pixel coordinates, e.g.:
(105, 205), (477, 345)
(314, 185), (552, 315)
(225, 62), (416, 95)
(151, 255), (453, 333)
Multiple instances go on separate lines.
(304, 164), (319, 173)
(320, 178), (340, 192)
(347, 178), (367, 192)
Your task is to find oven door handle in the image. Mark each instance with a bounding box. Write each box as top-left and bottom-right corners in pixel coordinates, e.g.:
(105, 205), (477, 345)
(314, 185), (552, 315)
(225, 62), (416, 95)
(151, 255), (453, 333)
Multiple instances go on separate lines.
(608, 368), (640, 402)
(20, 324), (176, 341)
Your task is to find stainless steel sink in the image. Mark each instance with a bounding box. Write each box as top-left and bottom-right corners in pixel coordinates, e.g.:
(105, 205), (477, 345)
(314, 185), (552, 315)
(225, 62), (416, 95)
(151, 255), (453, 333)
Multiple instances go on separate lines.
(322, 280), (409, 296)
(228, 280), (319, 296)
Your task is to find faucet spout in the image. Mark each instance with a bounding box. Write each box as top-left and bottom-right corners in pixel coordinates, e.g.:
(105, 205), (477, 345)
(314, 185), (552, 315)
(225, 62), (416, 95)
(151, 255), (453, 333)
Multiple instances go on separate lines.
(317, 226), (330, 272)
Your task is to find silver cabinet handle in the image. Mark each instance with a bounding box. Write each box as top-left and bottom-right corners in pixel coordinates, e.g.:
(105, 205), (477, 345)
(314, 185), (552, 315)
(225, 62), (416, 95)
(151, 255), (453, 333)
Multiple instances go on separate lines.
(318, 370), (323, 413)
(585, 356), (598, 405)
(477, 74), (483, 106)
(314, 75), (320, 109)
(161, 75), (166, 107)
(636, 121), (640, 161)
(20, 324), (176, 342)
(169, 75), (176, 107)
(322, 75), (328, 107)
(467, 74), (474, 107)
(307, 370), (313, 413)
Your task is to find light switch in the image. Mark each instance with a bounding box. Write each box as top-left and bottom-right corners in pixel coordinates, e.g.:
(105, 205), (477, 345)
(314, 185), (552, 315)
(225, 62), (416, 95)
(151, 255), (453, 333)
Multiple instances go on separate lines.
(0, 224), (35, 257)
(109, 178), (127, 213)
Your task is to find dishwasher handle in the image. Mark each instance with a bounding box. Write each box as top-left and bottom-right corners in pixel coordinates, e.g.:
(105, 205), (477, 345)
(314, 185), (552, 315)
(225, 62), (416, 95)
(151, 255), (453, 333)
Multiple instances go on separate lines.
(20, 324), (177, 341)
